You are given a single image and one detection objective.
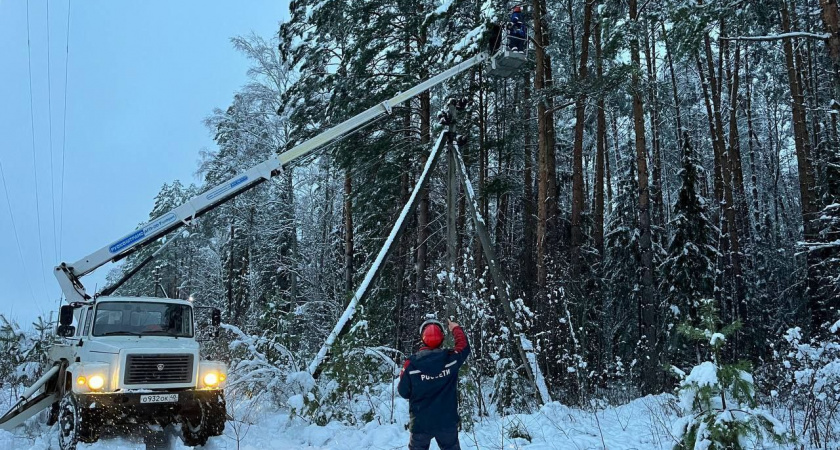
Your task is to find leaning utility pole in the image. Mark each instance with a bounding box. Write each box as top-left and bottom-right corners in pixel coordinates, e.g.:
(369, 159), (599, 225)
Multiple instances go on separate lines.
(449, 140), (551, 405)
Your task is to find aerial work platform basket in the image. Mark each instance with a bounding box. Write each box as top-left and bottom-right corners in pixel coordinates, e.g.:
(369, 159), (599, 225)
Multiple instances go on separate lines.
(489, 47), (527, 78)
(487, 23), (530, 78)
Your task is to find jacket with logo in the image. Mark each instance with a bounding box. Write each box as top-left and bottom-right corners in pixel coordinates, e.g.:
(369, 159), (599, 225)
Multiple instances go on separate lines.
(397, 326), (470, 433)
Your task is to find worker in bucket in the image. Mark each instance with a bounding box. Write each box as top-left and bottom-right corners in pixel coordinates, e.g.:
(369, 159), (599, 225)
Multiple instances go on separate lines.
(398, 318), (471, 450)
(507, 6), (527, 52)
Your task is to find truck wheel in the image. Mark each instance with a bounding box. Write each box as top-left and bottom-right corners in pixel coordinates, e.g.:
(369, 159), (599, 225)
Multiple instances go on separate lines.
(180, 412), (209, 447)
(57, 395), (81, 450)
(205, 400), (226, 436)
(58, 394), (99, 450)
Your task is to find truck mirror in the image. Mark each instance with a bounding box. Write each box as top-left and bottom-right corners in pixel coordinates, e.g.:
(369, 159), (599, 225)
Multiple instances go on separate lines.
(57, 325), (75, 337)
(59, 305), (74, 326)
(211, 308), (221, 327)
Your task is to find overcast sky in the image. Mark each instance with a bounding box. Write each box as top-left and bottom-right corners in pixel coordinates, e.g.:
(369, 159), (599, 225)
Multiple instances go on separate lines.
(0, 1), (288, 325)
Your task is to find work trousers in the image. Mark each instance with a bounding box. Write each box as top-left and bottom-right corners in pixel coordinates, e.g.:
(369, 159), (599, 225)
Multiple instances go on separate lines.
(408, 429), (460, 450)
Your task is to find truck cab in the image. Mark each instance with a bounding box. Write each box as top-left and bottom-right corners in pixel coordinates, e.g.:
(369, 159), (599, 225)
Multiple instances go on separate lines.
(51, 297), (226, 449)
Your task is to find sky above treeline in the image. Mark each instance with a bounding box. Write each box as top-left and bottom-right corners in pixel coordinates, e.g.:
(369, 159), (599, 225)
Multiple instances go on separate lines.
(0, 0), (289, 325)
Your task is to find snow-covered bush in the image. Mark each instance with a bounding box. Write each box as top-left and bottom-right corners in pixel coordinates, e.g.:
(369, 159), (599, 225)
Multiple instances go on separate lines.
(300, 317), (403, 426)
(0, 314), (56, 389)
(448, 263), (532, 417)
(671, 299), (789, 449)
(772, 322), (840, 447)
(222, 322), (301, 404)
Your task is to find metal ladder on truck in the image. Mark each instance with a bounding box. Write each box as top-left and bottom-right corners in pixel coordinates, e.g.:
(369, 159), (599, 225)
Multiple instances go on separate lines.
(0, 25), (526, 431)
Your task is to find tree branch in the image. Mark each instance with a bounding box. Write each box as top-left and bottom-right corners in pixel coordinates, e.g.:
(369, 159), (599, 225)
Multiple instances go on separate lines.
(722, 32), (831, 42)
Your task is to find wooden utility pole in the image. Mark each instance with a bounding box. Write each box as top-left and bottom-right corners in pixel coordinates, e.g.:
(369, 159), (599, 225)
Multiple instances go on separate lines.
(445, 145), (459, 320)
(308, 132), (448, 377)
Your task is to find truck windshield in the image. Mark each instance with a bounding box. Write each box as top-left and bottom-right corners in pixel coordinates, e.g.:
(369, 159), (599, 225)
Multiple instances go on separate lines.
(92, 302), (193, 337)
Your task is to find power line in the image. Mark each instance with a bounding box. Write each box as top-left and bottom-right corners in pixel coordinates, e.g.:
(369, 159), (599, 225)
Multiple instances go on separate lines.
(46, 0), (59, 265)
(0, 159), (39, 305)
(26, 0), (50, 300)
(59, 0), (71, 261)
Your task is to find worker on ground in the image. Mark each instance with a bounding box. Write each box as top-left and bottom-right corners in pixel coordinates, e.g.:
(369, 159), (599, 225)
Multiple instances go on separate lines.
(507, 6), (527, 52)
(398, 318), (470, 450)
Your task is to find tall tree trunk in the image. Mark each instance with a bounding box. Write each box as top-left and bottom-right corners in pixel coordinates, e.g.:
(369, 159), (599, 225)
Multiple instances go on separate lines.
(416, 87), (432, 298)
(781, 1), (818, 229)
(397, 148), (412, 351)
(344, 169), (354, 295)
(725, 41), (747, 336)
(644, 18), (665, 228)
(226, 225), (235, 316)
(704, 34), (730, 208)
(522, 73), (537, 299)
(594, 11), (606, 254)
(701, 24), (741, 315)
(571, 0), (594, 277)
(630, 0), (658, 394)
(475, 71), (488, 274)
(696, 53), (724, 208)
(744, 57), (763, 237)
(696, 52), (728, 309)
(662, 22), (684, 150)
(820, 0), (840, 125)
(727, 42), (751, 242)
(781, 0), (825, 329)
(534, 0), (558, 289)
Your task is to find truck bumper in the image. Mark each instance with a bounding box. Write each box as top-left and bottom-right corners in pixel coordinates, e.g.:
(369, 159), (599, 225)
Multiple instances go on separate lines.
(75, 389), (225, 425)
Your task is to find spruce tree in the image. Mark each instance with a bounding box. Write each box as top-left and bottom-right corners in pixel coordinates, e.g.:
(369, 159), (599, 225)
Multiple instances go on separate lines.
(601, 151), (641, 383)
(660, 134), (718, 365)
(807, 142), (840, 332)
(672, 299), (789, 450)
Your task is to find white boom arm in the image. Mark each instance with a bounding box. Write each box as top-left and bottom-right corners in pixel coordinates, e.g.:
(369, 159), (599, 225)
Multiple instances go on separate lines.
(56, 51), (490, 303)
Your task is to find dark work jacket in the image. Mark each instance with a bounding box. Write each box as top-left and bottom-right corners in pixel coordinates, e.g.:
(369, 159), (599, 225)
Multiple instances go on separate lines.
(397, 326), (470, 434)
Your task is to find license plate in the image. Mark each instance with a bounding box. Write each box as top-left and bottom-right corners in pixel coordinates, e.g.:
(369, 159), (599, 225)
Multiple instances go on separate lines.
(140, 394), (178, 404)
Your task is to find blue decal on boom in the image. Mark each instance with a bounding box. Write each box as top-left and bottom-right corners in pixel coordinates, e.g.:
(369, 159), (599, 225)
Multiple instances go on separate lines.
(108, 213), (178, 254)
(231, 175), (248, 187)
(206, 175), (249, 201)
(109, 230), (145, 254)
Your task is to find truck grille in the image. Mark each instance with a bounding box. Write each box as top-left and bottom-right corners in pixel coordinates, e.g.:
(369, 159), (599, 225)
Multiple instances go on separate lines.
(124, 354), (194, 385)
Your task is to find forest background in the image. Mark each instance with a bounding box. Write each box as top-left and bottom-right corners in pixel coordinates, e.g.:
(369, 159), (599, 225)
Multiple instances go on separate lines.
(2, 0), (840, 446)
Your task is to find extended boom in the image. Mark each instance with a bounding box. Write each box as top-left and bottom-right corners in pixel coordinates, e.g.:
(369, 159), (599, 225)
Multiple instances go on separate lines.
(56, 51), (490, 303)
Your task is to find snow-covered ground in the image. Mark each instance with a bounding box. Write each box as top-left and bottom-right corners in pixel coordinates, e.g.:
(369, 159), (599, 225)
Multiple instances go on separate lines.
(0, 393), (793, 450)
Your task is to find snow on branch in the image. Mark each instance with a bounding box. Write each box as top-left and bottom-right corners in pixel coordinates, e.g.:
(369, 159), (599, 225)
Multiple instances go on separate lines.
(722, 32), (831, 42)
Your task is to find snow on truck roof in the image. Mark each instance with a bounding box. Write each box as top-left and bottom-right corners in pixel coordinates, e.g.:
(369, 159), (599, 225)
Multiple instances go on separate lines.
(94, 296), (194, 307)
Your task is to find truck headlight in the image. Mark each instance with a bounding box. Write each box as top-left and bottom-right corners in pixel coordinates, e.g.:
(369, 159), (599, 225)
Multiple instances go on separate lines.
(88, 375), (105, 390)
(198, 361), (227, 389)
(203, 373), (219, 387)
(70, 362), (111, 393)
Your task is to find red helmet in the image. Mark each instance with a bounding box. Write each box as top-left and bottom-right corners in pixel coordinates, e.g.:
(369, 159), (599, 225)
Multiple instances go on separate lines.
(420, 319), (445, 349)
